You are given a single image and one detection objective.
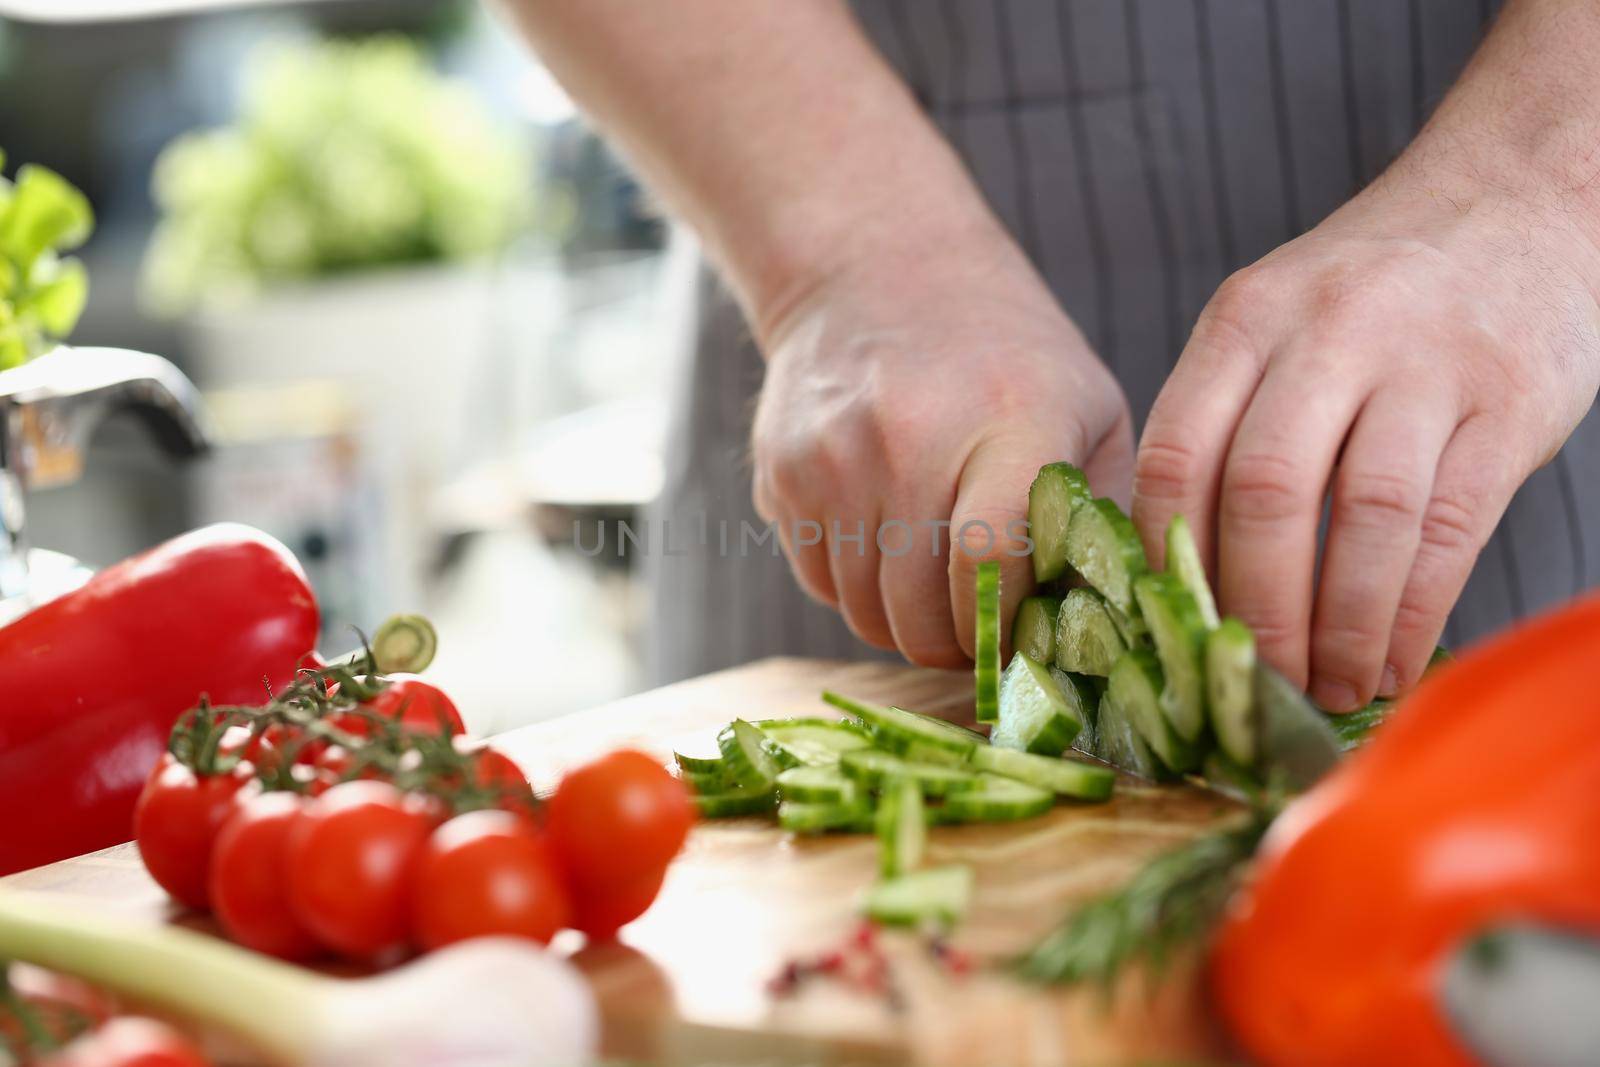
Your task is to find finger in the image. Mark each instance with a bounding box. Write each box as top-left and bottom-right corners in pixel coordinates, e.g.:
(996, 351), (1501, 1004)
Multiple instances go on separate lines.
(1082, 406), (1138, 514)
(1216, 352), (1367, 689)
(1383, 417), (1516, 694)
(1133, 304), (1269, 573)
(1308, 392), (1456, 710)
(948, 435), (1045, 661)
(775, 511), (838, 607)
(825, 511), (895, 651)
(879, 491), (966, 668)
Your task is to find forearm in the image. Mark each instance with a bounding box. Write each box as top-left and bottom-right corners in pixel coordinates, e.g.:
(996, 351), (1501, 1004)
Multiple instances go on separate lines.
(1376, 0), (1600, 276)
(495, 0), (1023, 340)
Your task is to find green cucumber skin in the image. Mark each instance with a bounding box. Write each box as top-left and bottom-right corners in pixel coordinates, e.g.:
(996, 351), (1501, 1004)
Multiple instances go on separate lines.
(759, 719), (873, 769)
(992, 653), (1082, 756)
(1108, 649), (1202, 773)
(970, 745), (1115, 801)
(1133, 572), (1209, 743)
(717, 719), (784, 788)
(778, 800), (875, 834)
(863, 866), (973, 927)
(775, 766), (861, 805)
(939, 774), (1055, 822)
(1063, 497), (1149, 616)
(694, 788), (778, 818)
(974, 561), (1003, 724)
(819, 692), (982, 756)
(877, 779), (926, 878)
(674, 751), (726, 776)
(1165, 514), (1220, 629)
(1053, 588), (1128, 677)
(1012, 595), (1065, 666)
(1206, 617), (1258, 765)
(839, 749), (983, 796)
(1029, 462), (1094, 582)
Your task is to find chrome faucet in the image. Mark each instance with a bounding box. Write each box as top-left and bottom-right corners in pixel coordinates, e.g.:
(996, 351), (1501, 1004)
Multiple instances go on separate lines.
(0, 346), (209, 620)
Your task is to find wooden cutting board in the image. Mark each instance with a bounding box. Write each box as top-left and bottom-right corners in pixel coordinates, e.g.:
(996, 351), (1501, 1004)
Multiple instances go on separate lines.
(2, 657), (1241, 1066)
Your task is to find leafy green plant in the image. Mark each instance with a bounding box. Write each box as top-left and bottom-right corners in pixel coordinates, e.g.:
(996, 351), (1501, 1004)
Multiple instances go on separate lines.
(143, 36), (532, 314)
(0, 149), (94, 370)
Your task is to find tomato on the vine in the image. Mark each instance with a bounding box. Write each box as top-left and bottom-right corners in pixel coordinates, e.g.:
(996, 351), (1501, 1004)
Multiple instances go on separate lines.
(567, 865), (668, 941)
(286, 780), (433, 961)
(470, 747), (526, 791)
(412, 810), (570, 950)
(545, 750), (694, 886)
(133, 756), (257, 911)
(341, 676), (464, 738)
(209, 792), (319, 961)
(43, 1016), (209, 1067)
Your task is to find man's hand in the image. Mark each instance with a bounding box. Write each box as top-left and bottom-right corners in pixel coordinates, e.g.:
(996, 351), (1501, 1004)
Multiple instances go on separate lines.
(754, 235), (1132, 667)
(1135, 119), (1600, 708)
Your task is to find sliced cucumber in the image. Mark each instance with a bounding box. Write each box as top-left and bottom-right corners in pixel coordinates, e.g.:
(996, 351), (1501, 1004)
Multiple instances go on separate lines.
(1106, 599), (1150, 648)
(820, 692), (982, 759)
(775, 765), (861, 805)
(1029, 462), (1094, 582)
(974, 560), (1002, 724)
(1107, 649), (1201, 773)
(717, 718), (784, 788)
(1063, 497), (1149, 616)
(674, 751), (726, 776)
(1012, 595), (1064, 666)
(877, 778), (927, 878)
(760, 718), (872, 769)
(839, 749), (983, 796)
(680, 764), (735, 793)
(694, 787), (778, 818)
(778, 799), (875, 834)
(1206, 617), (1257, 765)
(1324, 699), (1393, 752)
(1095, 688), (1166, 780)
(939, 774), (1055, 822)
(1165, 514), (1220, 629)
(970, 746), (1115, 801)
(990, 652), (1082, 756)
(1201, 748), (1263, 801)
(1134, 572), (1208, 742)
(1053, 588), (1128, 677)
(1061, 669), (1101, 757)
(863, 865), (973, 927)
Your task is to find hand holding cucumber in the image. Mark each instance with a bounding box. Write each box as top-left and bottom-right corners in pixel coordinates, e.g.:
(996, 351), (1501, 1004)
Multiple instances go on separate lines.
(1132, 169), (1600, 710)
(750, 244), (1133, 667)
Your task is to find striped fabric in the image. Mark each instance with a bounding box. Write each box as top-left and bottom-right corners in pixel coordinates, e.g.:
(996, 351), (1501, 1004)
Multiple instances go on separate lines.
(646, 0), (1597, 684)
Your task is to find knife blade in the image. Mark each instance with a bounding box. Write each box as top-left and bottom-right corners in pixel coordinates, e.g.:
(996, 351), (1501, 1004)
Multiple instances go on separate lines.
(1250, 661), (1343, 792)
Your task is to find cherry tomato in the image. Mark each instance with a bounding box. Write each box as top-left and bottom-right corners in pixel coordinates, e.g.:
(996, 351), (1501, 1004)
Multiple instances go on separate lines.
(286, 780), (432, 961)
(567, 864), (668, 941)
(133, 757), (257, 911)
(412, 811), (570, 950)
(545, 750), (694, 885)
(209, 792), (319, 961)
(43, 1017), (208, 1067)
(471, 747), (527, 790)
(343, 676), (464, 738)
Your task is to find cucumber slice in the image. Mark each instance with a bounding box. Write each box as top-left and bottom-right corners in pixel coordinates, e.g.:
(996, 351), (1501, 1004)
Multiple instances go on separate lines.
(1012, 595), (1064, 666)
(1060, 669), (1102, 757)
(990, 652), (1082, 756)
(778, 799), (875, 834)
(1201, 748), (1263, 801)
(717, 718), (784, 788)
(1134, 572), (1208, 742)
(1206, 617), (1257, 765)
(1107, 649), (1201, 773)
(1053, 588), (1128, 677)
(776, 765), (861, 805)
(970, 745), (1115, 801)
(839, 749), (983, 796)
(939, 774), (1055, 822)
(820, 692), (982, 758)
(1029, 462), (1094, 582)
(760, 718), (872, 769)
(1095, 689), (1166, 780)
(863, 865), (973, 927)
(1106, 599), (1150, 647)
(694, 787), (778, 818)
(674, 751), (726, 776)
(876, 778), (927, 878)
(1165, 514), (1220, 629)
(974, 561), (1002, 724)
(1324, 699), (1393, 752)
(680, 764), (735, 793)
(1063, 497), (1149, 616)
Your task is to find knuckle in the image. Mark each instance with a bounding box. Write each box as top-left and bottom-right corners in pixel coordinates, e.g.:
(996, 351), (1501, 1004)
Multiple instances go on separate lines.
(1418, 490), (1483, 556)
(1334, 469), (1428, 532)
(1222, 451), (1311, 523)
(1135, 436), (1201, 504)
(1314, 615), (1392, 656)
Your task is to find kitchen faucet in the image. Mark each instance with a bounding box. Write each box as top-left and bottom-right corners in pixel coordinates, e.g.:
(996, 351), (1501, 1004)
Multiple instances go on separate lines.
(0, 346), (209, 621)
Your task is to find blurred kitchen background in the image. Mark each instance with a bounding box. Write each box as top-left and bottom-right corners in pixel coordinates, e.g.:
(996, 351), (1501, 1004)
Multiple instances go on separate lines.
(0, 0), (693, 733)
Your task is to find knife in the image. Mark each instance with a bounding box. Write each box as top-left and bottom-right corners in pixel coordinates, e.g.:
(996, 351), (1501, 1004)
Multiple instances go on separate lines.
(1248, 661), (1344, 792)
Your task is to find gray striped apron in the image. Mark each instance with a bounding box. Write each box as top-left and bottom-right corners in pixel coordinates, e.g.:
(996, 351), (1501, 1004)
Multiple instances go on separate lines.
(646, 0), (1598, 685)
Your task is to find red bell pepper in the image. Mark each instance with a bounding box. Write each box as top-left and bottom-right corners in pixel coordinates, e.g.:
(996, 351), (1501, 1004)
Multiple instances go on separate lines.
(0, 524), (318, 875)
(1210, 589), (1600, 1067)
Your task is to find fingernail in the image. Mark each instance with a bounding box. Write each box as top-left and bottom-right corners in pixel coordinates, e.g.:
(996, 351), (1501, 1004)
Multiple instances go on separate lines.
(1311, 678), (1358, 713)
(1378, 664), (1399, 698)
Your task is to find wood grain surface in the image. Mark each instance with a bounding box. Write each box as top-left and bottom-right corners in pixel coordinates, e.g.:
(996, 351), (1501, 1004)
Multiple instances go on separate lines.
(2, 657), (1241, 1066)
